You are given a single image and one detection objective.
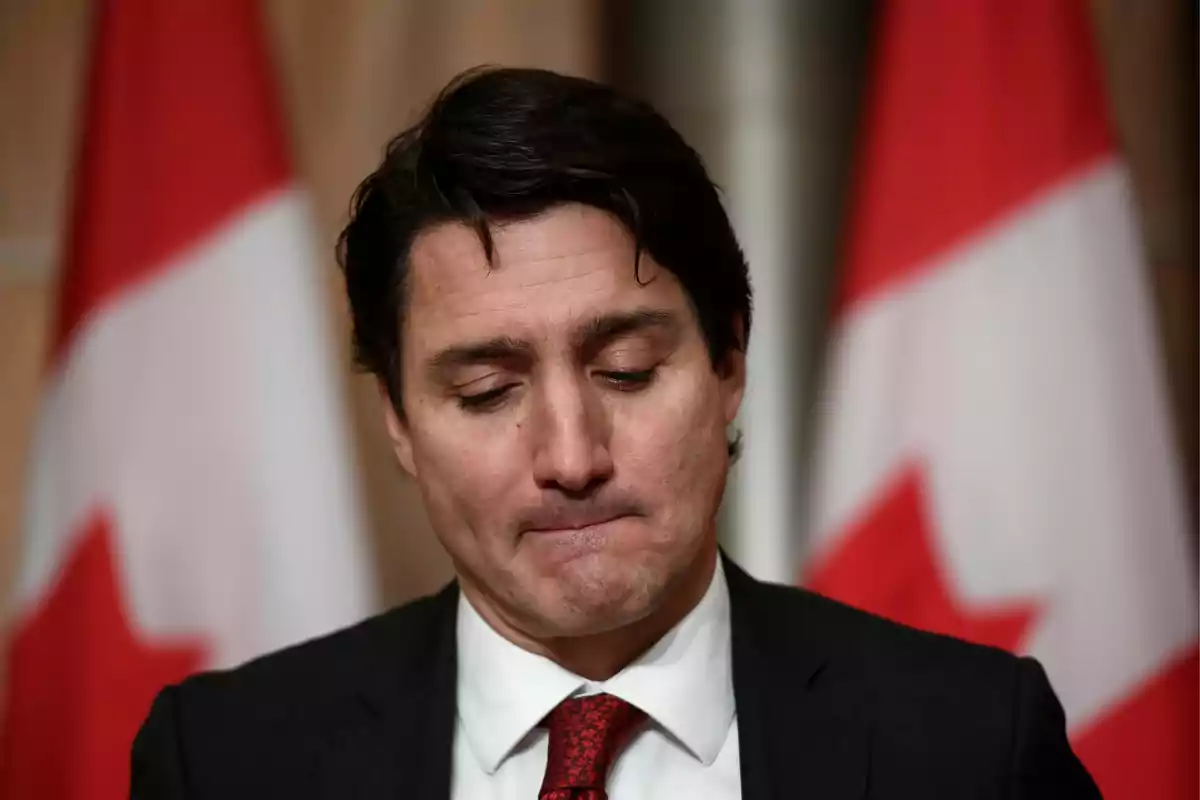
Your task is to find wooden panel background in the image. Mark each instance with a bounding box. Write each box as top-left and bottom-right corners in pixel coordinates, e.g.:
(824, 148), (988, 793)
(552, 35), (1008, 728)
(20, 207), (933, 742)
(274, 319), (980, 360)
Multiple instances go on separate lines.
(0, 0), (1192, 704)
(0, 0), (601, 663)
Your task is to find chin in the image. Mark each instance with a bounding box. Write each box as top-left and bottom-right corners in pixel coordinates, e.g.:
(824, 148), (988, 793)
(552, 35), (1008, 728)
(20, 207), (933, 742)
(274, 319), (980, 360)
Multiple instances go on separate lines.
(533, 552), (665, 636)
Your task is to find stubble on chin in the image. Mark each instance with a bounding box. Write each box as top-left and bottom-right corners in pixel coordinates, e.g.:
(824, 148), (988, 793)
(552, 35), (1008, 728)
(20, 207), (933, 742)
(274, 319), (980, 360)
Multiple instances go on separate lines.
(519, 552), (665, 638)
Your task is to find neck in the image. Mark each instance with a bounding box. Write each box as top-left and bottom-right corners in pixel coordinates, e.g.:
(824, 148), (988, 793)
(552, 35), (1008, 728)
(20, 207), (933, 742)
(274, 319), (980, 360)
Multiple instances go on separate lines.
(547, 544), (718, 680)
(465, 540), (718, 682)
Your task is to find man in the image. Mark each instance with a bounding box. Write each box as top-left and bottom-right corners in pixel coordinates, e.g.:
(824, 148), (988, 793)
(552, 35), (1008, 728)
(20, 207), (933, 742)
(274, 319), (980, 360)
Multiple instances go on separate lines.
(131, 67), (1099, 799)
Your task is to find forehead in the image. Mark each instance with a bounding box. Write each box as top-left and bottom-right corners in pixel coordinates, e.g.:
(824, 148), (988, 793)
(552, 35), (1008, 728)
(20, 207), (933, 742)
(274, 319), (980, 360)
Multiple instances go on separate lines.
(404, 205), (688, 349)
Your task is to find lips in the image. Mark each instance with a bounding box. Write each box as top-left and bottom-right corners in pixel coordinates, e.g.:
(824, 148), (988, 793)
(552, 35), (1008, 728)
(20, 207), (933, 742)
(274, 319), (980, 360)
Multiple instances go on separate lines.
(516, 499), (644, 539)
(521, 516), (633, 564)
(525, 514), (626, 534)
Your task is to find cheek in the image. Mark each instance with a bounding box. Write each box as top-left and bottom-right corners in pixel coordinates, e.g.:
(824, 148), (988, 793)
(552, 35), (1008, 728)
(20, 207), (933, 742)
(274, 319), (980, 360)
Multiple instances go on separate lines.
(409, 412), (528, 536)
(617, 375), (728, 515)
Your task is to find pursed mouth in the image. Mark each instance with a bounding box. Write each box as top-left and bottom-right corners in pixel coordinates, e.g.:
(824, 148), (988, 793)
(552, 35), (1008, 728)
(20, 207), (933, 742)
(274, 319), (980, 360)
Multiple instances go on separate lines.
(523, 514), (631, 534)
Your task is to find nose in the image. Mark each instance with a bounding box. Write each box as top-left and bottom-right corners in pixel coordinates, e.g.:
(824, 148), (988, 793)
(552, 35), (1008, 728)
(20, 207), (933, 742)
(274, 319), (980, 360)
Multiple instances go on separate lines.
(530, 373), (614, 493)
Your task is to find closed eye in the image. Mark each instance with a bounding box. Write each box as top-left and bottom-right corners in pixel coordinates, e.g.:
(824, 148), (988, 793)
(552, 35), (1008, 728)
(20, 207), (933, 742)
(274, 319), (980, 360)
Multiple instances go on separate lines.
(596, 369), (657, 390)
(457, 384), (516, 412)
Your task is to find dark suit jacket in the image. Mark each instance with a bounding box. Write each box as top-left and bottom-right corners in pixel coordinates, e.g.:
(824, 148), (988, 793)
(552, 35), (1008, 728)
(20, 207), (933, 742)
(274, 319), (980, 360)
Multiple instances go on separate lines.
(131, 556), (1100, 799)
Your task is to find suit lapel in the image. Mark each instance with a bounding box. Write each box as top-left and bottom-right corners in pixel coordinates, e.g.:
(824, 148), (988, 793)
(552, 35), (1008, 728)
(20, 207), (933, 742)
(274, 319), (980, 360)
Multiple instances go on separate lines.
(308, 558), (871, 799)
(315, 582), (460, 800)
(725, 555), (870, 800)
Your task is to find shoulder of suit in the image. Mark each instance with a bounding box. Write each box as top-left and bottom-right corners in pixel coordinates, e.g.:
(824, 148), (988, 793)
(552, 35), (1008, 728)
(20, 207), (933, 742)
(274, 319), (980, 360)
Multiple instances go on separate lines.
(744, 578), (1026, 690)
(171, 581), (457, 710)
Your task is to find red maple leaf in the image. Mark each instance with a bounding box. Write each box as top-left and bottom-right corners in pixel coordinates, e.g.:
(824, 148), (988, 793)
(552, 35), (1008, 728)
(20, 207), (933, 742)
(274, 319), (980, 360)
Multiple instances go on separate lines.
(0, 511), (207, 800)
(805, 464), (1040, 653)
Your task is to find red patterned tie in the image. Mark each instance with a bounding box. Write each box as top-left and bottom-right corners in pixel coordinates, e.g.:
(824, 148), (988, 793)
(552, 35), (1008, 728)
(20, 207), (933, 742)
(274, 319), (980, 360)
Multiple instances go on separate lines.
(539, 692), (647, 800)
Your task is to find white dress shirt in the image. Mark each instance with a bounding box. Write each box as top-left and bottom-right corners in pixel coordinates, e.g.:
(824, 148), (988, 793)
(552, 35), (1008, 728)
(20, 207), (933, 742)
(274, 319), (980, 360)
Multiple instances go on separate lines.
(452, 558), (742, 799)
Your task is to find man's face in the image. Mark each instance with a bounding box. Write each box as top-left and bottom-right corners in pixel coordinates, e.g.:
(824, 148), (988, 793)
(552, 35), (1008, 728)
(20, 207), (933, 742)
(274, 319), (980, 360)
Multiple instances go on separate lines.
(386, 204), (744, 639)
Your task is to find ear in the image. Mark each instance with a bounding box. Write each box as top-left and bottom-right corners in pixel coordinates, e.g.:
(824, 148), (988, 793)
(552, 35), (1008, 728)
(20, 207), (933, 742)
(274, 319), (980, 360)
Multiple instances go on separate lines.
(719, 316), (747, 425)
(380, 382), (418, 478)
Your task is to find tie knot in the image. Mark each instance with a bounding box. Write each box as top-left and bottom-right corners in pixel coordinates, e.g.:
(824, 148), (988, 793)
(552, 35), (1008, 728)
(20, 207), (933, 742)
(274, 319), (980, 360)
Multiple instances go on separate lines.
(540, 693), (647, 797)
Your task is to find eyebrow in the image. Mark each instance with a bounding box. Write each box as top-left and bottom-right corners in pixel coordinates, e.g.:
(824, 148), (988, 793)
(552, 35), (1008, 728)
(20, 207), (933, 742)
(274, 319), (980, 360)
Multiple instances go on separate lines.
(425, 307), (681, 379)
(571, 307), (681, 355)
(426, 336), (536, 377)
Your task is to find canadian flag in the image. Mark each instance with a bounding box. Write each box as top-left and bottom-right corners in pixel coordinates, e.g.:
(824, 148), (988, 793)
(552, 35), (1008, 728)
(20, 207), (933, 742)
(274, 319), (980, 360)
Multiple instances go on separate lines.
(802, 1), (1197, 798)
(0, 2), (374, 799)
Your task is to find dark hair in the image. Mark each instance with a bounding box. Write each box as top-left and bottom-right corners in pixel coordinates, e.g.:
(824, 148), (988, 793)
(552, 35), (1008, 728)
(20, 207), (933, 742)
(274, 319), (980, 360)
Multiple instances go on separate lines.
(337, 66), (752, 453)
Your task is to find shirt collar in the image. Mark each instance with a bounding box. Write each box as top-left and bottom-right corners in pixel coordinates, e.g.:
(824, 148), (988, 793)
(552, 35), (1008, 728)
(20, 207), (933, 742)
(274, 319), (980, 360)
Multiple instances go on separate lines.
(455, 594), (584, 774)
(455, 557), (735, 773)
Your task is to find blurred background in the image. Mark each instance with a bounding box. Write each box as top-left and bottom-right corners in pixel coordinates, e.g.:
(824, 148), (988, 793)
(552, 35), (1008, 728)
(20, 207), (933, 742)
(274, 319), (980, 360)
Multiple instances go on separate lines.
(4, 0), (1194, 624)
(0, 1), (1195, 798)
